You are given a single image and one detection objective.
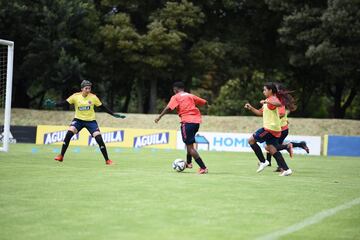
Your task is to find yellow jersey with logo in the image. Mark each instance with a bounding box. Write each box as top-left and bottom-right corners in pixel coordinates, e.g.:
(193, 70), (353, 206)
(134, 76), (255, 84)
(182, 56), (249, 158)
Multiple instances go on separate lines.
(263, 96), (281, 136)
(66, 93), (102, 121)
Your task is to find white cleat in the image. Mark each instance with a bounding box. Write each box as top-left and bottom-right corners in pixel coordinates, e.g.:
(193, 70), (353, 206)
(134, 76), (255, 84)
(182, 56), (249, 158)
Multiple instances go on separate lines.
(279, 169), (293, 176)
(256, 160), (270, 173)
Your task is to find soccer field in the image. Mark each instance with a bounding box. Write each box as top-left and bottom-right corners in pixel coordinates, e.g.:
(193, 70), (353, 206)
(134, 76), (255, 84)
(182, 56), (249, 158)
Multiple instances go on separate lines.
(1, 144), (359, 240)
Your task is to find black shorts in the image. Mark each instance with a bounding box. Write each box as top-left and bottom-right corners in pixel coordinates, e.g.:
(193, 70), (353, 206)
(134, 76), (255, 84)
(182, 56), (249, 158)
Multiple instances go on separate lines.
(181, 123), (199, 145)
(279, 129), (289, 144)
(253, 127), (279, 146)
(70, 118), (100, 135)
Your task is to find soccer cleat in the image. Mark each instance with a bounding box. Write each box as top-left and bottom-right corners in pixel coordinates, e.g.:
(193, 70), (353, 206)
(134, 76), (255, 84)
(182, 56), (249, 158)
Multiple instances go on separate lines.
(287, 143), (294, 158)
(186, 163), (193, 169)
(256, 160), (270, 173)
(279, 168), (293, 176)
(105, 159), (113, 165)
(300, 141), (310, 154)
(54, 155), (63, 162)
(274, 167), (283, 172)
(198, 168), (208, 174)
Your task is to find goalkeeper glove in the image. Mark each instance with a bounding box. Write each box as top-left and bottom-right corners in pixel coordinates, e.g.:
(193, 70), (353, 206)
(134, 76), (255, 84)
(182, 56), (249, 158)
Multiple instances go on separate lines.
(44, 99), (56, 108)
(113, 113), (126, 119)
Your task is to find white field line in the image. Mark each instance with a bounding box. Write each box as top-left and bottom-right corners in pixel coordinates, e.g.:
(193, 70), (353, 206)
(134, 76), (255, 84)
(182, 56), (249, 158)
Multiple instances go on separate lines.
(257, 197), (360, 240)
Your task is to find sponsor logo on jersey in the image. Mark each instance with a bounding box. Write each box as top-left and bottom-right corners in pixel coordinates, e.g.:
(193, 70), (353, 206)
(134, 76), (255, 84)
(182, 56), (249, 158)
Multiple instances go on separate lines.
(88, 130), (124, 146)
(133, 132), (169, 148)
(78, 106), (91, 111)
(43, 131), (79, 144)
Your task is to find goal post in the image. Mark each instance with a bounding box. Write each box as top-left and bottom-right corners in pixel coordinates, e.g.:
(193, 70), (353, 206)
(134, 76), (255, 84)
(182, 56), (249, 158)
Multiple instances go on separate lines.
(0, 39), (14, 152)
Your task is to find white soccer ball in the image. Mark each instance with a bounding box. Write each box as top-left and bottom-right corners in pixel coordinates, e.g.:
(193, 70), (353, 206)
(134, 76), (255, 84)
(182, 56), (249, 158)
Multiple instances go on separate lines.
(172, 159), (186, 172)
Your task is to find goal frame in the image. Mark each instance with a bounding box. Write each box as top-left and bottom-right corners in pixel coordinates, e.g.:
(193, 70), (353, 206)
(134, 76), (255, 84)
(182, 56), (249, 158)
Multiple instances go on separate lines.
(0, 39), (14, 152)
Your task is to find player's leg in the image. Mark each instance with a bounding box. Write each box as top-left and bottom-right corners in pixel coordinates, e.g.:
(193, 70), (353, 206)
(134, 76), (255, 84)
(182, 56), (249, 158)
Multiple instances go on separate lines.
(88, 121), (112, 165)
(249, 128), (266, 164)
(181, 123), (193, 168)
(93, 131), (111, 164)
(291, 141), (309, 153)
(55, 119), (81, 162)
(256, 132), (287, 173)
(277, 128), (309, 156)
(276, 143), (294, 157)
(185, 136), (193, 168)
(186, 144), (207, 172)
(270, 129), (286, 166)
(267, 144), (292, 176)
(182, 123), (207, 173)
(266, 152), (272, 166)
(186, 150), (193, 168)
(273, 129), (290, 171)
(278, 141), (308, 155)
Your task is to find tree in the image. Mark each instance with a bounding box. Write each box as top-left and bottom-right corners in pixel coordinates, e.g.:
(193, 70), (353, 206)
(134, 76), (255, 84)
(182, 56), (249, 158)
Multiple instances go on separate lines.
(0, 0), (101, 108)
(268, 0), (360, 118)
(307, 0), (360, 118)
(101, 0), (206, 113)
(100, 12), (143, 111)
(209, 71), (265, 116)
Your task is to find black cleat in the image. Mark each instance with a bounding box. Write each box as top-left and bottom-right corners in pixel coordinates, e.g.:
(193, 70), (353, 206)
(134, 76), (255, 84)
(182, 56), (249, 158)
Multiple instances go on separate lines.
(300, 141), (310, 154)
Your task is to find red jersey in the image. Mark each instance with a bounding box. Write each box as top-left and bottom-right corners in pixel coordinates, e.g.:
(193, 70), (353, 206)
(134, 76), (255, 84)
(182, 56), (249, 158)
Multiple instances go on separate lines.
(167, 92), (207, 123)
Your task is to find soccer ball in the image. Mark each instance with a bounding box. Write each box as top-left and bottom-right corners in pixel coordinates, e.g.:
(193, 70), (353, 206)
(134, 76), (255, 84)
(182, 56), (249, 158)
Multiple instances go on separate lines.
(172, 159), (186, 172)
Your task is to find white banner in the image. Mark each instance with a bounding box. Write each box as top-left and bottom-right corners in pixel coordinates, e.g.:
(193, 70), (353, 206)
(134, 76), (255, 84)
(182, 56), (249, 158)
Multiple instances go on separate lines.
(176, 131), (321, 156)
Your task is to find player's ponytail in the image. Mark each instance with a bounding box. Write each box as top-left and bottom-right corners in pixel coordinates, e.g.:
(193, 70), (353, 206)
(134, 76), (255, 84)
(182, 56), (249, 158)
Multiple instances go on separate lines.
(275, 83), (297, 112)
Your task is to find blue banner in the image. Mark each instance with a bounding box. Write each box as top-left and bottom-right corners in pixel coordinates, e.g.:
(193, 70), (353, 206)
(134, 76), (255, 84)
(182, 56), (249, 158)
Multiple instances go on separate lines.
(327, 135), (360, 157)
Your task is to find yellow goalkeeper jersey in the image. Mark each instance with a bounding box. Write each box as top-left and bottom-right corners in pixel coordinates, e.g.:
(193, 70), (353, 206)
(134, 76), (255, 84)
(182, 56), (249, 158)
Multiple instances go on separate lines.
(66, 92), (102, 121)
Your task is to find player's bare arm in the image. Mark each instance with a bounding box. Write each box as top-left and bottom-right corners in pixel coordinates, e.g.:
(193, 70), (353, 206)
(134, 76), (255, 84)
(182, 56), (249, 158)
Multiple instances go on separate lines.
(155, 106), (171, 123)
(260, 99), (282, 107)
(244, 103), (263, 116)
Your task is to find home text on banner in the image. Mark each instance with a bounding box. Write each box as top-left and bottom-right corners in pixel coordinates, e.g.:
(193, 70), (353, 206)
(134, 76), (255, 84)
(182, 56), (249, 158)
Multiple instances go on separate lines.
(176, 131), (321, 155)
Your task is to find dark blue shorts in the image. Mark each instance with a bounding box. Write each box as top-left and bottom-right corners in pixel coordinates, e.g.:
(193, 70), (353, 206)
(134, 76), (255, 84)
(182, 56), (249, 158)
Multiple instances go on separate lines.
(70, 118), (100, 135)
(181, 123), (199, 145)
(253, 128), (279, 146)
(279, 129), (289, 144)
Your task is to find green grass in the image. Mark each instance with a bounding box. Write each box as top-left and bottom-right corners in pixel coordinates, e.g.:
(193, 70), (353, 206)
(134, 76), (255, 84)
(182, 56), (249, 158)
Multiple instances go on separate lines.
(1, 144), (360, 240)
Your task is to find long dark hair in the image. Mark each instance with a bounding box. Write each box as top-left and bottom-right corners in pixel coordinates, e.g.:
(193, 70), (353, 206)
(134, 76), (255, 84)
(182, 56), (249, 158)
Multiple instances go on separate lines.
(264, 82), (278, 95)
(275, 83), (297, 112)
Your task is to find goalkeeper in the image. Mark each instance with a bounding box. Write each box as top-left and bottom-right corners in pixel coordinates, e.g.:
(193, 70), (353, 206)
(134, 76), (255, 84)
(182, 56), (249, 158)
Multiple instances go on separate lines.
(44, 80), (126, 165)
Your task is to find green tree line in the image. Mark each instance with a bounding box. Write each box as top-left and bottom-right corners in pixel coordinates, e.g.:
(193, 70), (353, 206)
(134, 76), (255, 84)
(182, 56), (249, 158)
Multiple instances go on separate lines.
(1, 0), (359, 118)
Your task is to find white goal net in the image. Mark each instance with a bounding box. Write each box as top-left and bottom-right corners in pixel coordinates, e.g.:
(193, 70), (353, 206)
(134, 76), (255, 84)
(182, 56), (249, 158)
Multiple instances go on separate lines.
(0, 39), (14, 152)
